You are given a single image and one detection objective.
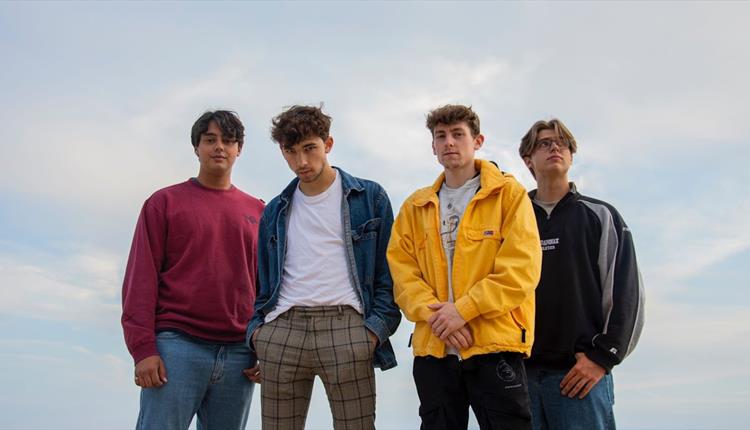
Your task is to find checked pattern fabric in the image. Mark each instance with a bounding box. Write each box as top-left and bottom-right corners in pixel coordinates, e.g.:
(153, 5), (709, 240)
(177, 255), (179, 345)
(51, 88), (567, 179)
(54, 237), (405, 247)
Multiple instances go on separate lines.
(255, 306), (376, 430)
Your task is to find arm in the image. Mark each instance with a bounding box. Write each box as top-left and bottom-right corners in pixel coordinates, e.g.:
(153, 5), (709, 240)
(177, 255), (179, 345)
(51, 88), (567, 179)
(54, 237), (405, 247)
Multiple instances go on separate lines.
(246, 211), (271, 352)
(387, 201), (441, 323)
(585, 207), (645, 371)
(121, 199), (165, 364)
(453, 184), (542, 323)
(121, 199), (168, 387)
(363, 188), (402, 345)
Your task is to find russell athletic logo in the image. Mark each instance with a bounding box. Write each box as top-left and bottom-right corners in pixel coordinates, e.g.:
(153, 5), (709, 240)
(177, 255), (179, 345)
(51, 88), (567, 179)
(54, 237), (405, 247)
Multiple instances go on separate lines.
(541, 237), (559, 251)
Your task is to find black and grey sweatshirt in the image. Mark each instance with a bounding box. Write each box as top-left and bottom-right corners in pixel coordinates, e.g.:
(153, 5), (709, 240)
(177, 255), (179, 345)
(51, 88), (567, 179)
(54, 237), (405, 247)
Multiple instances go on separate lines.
(526, 184), (645, 372)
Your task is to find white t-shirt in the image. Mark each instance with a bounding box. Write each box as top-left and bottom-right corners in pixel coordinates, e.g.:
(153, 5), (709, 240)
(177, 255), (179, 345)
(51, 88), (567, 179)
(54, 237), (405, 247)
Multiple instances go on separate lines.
(264, 171), (362, 323)
(438, 174), (481, 356)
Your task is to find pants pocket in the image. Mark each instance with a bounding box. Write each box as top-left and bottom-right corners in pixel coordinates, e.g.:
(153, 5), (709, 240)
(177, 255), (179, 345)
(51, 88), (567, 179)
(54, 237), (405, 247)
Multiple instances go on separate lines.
(252, 323), (271, 360)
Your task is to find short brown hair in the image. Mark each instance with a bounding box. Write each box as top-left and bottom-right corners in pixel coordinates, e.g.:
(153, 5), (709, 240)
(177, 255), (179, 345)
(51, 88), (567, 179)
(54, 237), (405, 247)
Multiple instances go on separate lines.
(425, 104), (480, 137)
(518, 118), (578, 158)
(270, 105), (332, 149)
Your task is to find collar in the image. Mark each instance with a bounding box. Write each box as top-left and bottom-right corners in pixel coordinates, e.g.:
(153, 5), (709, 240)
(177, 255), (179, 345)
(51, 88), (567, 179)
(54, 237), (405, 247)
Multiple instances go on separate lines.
(412, 159), (508, 207)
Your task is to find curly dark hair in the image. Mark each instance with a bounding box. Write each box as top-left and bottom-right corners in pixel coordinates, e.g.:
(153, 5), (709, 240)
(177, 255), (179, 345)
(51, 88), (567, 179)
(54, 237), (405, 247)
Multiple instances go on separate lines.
(270, 105), (332, 149)
(190, 110), (245, 149)
(425, 104), (481, 137)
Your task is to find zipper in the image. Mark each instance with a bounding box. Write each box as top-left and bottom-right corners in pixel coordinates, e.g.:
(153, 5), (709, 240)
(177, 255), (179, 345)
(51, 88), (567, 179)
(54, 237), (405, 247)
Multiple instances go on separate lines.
(509, 310), (527, 344)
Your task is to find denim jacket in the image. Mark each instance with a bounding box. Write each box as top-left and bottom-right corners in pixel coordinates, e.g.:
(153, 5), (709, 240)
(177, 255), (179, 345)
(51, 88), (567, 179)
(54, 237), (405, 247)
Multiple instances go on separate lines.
(246, 167), (401, 370)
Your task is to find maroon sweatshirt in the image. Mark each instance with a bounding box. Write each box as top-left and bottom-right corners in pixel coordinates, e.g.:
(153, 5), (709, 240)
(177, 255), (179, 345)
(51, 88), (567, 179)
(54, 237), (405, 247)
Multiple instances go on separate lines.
(121, 179), (264, 364)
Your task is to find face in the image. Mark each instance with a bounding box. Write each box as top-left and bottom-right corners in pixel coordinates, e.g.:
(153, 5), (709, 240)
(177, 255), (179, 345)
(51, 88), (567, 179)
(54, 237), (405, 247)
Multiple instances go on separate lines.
(432, 122), (484, 171)
(524, 129), (573, 179)
(281, 135), (333, 183)
(195, 120), (241, 175)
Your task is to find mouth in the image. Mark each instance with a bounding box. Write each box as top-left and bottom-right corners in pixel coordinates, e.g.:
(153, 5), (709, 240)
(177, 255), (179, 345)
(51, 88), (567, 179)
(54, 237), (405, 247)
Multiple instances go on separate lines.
(442, 152), (459, 156)
(211, 156), (227, 160)
(547, 155), (563, 161)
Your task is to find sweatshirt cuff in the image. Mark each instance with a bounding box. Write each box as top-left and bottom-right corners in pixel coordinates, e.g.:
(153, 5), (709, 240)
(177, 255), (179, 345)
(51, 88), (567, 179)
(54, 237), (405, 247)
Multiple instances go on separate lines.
(585, 348), (617, 373)
(455, 296), (480, 322)
(131, 342), (159, 365)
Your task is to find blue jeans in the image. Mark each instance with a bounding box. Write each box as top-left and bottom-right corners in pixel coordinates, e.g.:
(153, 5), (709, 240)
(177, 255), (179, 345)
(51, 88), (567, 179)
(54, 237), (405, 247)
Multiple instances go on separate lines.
(136, 330), (255, 430)
(526, 366), (615, 430)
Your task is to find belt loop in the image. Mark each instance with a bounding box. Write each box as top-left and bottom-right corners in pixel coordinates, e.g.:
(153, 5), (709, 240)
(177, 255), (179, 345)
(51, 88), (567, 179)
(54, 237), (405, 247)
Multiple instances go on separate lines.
(337, 305), (343, 319)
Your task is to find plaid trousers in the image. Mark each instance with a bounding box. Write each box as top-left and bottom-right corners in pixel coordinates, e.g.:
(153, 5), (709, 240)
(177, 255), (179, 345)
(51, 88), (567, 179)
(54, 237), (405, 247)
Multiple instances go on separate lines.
(254, 306), (376, 430)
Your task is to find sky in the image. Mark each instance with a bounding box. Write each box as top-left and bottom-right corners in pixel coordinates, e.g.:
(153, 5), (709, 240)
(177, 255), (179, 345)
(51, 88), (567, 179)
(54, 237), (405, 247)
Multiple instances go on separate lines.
(1, 1), (749, 429)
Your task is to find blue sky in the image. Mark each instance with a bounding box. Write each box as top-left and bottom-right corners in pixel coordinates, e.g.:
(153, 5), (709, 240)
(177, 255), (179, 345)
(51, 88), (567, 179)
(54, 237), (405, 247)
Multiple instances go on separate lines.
(1, 2), (749, 429)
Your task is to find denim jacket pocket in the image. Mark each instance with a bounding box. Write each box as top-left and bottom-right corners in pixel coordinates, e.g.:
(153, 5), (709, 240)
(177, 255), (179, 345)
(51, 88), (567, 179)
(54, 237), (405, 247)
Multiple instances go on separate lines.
(352, 217), (381, 241)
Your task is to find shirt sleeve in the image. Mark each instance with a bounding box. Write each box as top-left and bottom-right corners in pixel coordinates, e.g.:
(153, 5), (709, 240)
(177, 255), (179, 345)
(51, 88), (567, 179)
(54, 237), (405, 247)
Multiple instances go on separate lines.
(387, 201), (442, 323)
(121, 198), (166, 364)
(585, 206), (645, 371)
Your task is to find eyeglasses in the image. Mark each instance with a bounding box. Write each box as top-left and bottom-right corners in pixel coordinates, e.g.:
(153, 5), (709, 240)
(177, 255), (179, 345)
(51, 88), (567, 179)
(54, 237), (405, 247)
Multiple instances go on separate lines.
(536, 138), (571, 151)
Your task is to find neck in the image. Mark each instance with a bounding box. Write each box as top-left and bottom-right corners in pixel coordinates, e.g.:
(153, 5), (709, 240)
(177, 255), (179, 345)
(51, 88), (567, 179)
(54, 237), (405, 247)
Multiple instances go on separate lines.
(535, 174), (570, 202)
(196, 169), (232, 190)
(299, 165), (337, 196)
(444, 162), (478, 189)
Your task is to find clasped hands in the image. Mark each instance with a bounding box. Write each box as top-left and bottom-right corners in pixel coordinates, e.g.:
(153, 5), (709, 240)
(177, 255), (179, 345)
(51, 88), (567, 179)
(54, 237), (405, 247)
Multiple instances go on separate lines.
(427, 302), (473, 350)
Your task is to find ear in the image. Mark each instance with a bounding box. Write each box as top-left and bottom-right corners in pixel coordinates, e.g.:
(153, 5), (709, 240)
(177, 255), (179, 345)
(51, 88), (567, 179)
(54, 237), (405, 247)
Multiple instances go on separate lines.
(324, 136), (334, 153)
(523, 156), (533, 170)
(431, 140), (437, 156)
(474, 134), (485, 150)
(194, 147), (199, 156)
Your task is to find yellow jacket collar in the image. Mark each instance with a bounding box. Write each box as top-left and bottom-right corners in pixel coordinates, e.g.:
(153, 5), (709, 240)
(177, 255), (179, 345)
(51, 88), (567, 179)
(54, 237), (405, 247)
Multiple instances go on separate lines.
(412, 159), (507, 207)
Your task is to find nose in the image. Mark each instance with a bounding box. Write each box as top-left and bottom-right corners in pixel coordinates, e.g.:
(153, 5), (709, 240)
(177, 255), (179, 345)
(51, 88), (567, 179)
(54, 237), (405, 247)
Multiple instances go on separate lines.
(295, 151), (308, 168)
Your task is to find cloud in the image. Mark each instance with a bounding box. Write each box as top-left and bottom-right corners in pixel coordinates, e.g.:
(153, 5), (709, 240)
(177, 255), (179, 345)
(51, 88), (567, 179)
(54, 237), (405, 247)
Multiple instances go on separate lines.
(0, 338), (137, 429)
(0, 246), (122, 327)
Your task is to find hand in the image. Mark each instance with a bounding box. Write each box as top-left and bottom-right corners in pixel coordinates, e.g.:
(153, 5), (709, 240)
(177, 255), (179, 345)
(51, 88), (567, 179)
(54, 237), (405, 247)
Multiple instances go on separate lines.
(243, 364), (262, 383)
(427, 302), (466, 340)
(444, 325), (473, 350)
(134, 355), (167, 388)
(560, 352), (606, 399)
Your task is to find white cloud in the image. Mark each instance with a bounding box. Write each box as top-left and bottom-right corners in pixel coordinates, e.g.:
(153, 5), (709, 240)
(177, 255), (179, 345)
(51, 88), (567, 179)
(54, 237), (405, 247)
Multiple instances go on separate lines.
(0, 247), (122, 327)
(2, 3), (750, 428)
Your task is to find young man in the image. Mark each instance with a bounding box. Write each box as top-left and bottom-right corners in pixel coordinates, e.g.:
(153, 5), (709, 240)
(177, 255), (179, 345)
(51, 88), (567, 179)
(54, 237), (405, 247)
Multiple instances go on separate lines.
(121, 110), (264, 430)
(519, 119), (645, 430)
(387, 104), (542, 429)
(247, 105), (401, 430)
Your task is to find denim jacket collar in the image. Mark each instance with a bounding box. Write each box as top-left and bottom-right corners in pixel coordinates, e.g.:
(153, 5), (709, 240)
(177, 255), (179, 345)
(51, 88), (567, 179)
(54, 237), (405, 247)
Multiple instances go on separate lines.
(278, 166), (365, 205)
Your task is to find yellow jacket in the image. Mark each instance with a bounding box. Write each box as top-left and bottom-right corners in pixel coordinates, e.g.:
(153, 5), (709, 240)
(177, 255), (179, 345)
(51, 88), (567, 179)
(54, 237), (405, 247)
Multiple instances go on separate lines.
(387, 159), (541, 359)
